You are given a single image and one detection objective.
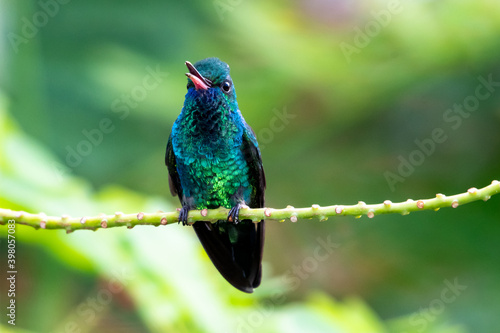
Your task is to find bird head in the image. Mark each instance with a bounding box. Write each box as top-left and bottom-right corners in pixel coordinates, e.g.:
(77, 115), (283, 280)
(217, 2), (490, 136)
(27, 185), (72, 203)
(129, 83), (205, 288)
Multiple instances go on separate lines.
(184, 58), (238, 109)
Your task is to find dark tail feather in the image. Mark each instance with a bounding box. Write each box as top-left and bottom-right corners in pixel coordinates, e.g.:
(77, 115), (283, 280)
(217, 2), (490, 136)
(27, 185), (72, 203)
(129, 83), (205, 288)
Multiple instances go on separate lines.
(193, 219), (264, 293)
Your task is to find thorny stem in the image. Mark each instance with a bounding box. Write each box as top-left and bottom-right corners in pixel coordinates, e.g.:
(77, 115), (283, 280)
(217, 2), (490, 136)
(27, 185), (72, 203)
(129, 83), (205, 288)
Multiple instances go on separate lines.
(0, 181), (499, 232)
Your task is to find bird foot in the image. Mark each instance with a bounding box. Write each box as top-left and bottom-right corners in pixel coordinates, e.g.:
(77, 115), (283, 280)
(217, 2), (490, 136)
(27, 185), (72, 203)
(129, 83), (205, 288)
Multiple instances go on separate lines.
(228, 203), (243, 224)
(178, 206), (190, 226)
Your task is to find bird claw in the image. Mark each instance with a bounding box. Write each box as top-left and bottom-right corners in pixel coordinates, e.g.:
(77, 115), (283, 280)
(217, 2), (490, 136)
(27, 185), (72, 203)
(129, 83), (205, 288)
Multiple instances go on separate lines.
(228, 203), (242, 224)
(178, 206), (190, 226)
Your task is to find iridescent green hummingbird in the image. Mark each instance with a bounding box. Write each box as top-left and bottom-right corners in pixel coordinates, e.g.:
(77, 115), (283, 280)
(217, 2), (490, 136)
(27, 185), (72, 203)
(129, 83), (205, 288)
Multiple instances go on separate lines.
(165, 58), (265, 293)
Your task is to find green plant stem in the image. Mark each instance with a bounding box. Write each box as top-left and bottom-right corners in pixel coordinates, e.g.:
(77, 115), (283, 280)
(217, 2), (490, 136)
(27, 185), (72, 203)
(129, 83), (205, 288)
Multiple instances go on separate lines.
(1, 181), (499, 232)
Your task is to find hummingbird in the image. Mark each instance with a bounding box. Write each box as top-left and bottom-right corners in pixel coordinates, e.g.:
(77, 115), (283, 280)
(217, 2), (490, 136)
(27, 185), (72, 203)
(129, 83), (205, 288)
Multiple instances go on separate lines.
(165, 58), (265, 293)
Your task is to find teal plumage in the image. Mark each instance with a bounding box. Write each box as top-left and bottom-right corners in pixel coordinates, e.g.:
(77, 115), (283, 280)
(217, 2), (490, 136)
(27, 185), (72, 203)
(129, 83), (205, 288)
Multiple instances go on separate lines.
(165, 58), (265, 293)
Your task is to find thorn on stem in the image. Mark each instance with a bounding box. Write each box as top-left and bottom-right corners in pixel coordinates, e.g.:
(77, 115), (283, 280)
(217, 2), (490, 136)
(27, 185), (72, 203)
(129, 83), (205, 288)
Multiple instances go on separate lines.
(80, 217), (87, 224)
(161, 217), (168, 225)
(290, 215), (298, 223)
(335, 206), (343, 214)
(383, 200), (392, 207)
(436, 193), (445, 199)
(311, 204), (320, 210)
(40, 213), (47, 229)
(417, 200), (424, 209)
(101, 219), (108, 228)
(264, 208), (272, 217)
(467, 187), (478, 194)
(451, 200), (459, 208)
(137, 212), (144, 220)
(201, 208), (208, 217)
(367, 211), (375, 218)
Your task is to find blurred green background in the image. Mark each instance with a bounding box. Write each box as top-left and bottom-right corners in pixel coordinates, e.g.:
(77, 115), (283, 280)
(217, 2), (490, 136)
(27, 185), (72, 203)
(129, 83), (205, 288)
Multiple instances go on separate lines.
(1, 0), (499, 332)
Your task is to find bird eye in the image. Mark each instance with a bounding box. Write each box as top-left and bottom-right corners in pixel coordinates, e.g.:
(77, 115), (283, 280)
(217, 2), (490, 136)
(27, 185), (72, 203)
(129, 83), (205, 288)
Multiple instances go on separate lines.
(221, 80), (232, 93)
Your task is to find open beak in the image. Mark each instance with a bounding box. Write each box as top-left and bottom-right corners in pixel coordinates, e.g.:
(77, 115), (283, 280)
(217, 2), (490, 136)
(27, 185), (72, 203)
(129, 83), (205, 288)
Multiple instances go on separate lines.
(185, 61), (212, 90)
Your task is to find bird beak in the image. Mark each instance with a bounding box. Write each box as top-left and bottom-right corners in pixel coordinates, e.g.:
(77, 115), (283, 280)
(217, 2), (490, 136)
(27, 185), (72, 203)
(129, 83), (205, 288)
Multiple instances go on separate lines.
(185, 61), (212, 90)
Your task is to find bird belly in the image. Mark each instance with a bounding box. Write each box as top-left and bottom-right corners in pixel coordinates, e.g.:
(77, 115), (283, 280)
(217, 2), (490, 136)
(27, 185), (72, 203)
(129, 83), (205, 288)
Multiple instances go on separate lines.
(177, 152), (251, 209)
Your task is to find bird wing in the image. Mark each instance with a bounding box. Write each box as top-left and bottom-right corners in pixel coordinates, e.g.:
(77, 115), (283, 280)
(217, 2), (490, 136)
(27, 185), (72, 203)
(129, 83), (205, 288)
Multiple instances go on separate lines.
(241, 122), (266, 288)
(242, 122), (266, 206)
(165, 134), (182, 197)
